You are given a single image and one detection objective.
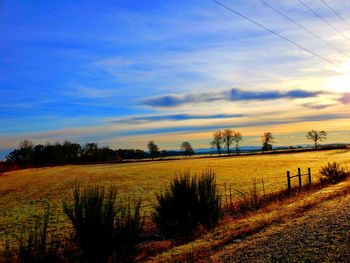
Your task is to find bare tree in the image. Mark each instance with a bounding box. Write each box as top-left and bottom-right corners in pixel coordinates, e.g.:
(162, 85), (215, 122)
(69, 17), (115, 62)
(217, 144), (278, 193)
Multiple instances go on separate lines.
(211, 131), (223, 156)
(147, 141), (159, 160)
(223, 129), (234, 156)
(306, 130), (327, 149)
(19, 139), (34, 150)
(180, 141), (195, 157)
(262, 132), (275, 152)
(233, 131), (242, 154)
(17, 140), (34, 167)
(83, 143), (98, 162)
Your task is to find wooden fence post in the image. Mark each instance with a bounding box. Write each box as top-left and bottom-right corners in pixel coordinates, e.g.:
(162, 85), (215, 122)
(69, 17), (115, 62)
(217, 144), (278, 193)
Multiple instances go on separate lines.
(224, 183), (227, 206)
(287, 171), (291, 194)
(308, 168), (312, 185)
(298, 168), (302, 189)
(261, 178), (266, 199)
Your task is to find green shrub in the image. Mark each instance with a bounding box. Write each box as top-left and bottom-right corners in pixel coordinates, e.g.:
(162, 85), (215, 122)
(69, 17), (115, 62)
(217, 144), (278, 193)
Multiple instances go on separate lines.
(63, 184), (143, 263)
(152, 169), (221, 238)
(320, 162), (349, 184)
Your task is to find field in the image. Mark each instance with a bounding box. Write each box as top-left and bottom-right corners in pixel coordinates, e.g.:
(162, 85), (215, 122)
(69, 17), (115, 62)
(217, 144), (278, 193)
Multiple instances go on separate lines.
(1, 149), (350, 250)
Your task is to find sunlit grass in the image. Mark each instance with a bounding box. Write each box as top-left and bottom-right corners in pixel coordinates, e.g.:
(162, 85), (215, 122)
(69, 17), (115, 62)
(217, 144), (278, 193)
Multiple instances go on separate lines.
(0, 149), (349, 250)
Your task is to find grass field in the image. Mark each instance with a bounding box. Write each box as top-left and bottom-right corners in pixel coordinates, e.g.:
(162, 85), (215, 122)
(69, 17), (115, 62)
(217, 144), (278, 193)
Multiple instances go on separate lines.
(1, 149), (350, 250)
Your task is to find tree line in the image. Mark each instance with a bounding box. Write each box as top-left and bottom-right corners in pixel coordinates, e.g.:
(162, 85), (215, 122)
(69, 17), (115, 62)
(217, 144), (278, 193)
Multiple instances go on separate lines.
(5, 140), (147, 168)
(146, 140), (195, 160)
(210, 129), (328, 155)
(211, 129), (243, 155)
(6, 130), (327, 168)
(5, 140), (196, 168)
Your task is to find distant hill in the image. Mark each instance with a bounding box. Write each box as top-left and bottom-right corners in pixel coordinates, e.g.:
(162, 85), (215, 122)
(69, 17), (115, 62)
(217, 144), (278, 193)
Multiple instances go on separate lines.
(195, 146), (262, 154)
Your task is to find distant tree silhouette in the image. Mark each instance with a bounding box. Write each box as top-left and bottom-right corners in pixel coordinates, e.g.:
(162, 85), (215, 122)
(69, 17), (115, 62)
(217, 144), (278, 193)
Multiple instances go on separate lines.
(6, 139), (187, 168)
(83, 143), (99, 162)
(62, 141), (81, 163)
(19, 140), (34, 149)
(233, 131), (242, 154)
(180, 141), (195, 157)
(147, 141), (159, 160)
(211, 131), (223, 156)
(117, 149), (146, 160)
(262, 132), (275, 152)
(306, 130), (327, 149)
(222, 129), (234, 156)
(32, 144), (45, 165)
(6, 140), (34, 167)
(97, 146), (114, 162)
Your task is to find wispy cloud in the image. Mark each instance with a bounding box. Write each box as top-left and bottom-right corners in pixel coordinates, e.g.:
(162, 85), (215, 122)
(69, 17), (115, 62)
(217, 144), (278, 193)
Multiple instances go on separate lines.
(143, 88), (326, 107)
(69, 86), (119, 99)
(113, 113), (246, 124)
(112, 113), (349, 137)
(230, 88), (325, 100)
(302, 102), (336, 110)
(339, 93), (350, 104)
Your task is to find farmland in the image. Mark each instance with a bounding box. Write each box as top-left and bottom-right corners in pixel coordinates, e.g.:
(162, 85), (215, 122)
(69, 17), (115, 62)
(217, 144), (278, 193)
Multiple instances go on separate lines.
(0, 149), (350, 250)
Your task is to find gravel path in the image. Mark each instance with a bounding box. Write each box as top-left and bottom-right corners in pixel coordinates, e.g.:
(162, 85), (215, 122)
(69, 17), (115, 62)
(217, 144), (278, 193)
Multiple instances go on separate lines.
(216, 189), (350, 262)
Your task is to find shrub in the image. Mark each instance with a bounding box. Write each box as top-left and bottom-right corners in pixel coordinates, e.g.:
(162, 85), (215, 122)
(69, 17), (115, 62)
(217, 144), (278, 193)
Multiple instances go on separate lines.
(4, 238), (12, 263)
(320, 162), (349, 184)
(63, 184), (143, 263)
(152, 169), (221, 238)
(248, 177), (260, 210)
(197, 169), (221, 229)
(18, 205), (59, 262)
(222, 177), (262, 215)
(114, 198), (143, 257)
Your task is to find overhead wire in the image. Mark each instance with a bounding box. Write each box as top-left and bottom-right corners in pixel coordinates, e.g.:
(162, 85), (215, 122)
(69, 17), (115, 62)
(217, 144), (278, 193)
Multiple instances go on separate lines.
(211, 0), (343, 70)
(296, 0), (350, 42)
(320, 0), (350, 28)
(259, 0), (350, 58)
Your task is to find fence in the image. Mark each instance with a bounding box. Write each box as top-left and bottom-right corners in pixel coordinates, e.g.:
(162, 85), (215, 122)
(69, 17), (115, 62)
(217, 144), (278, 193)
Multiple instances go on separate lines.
(286, 167), (312, 194)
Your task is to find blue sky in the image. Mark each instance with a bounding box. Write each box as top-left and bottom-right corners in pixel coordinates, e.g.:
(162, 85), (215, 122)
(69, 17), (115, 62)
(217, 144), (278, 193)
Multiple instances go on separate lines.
(1, 0), (350, 155)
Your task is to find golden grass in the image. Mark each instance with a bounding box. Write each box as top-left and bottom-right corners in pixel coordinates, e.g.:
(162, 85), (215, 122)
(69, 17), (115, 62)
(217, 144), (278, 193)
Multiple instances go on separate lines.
(0, 149), (349, 250)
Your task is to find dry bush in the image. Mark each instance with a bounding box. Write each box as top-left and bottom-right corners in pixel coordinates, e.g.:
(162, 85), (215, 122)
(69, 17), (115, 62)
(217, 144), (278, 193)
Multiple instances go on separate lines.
(152, 169), (221, 238)
(17, 206), (62, 262)
(319, 162), (349, 184)
(63, 184), (143, 263)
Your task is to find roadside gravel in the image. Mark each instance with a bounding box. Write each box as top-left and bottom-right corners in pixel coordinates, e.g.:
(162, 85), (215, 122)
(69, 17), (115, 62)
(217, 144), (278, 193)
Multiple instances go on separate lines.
(216, 186), (350, 262)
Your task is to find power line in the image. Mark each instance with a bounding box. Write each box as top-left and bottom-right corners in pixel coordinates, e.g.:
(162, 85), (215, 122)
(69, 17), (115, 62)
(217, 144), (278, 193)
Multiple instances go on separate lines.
(296, 0), (350, 42)
(210, 0), (342, 69)
(320, 0), (350, 28)
(259, 0), (350, 58)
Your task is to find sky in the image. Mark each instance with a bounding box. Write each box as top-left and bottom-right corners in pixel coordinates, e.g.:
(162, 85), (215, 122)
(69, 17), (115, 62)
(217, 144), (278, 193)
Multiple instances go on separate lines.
(1, 0), (350, 156)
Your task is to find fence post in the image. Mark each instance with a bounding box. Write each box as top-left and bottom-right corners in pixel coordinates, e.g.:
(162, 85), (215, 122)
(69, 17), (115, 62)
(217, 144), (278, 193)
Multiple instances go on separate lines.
(298, 168), (302, 189)
(224, 183), (227, 206)
(287, 171), (291, 194)
(308, 168), (312, 185)
(261, 178), (266, 200)
(229, 185), (233, 210)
